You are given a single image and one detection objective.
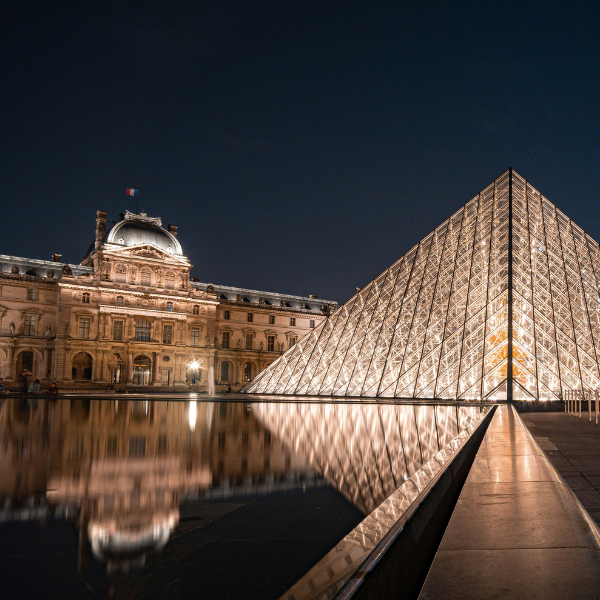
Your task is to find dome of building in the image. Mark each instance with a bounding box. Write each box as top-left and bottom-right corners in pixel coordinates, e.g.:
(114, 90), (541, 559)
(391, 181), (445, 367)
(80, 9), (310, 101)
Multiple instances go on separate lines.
(105, 211), (183, 256)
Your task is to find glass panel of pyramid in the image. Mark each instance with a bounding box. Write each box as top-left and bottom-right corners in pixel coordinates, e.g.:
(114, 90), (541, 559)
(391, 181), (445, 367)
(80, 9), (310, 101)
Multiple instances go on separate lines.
(243, 169), (600, 400)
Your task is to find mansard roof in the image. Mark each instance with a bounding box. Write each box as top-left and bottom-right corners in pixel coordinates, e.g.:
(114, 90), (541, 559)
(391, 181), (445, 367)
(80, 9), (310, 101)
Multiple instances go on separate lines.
(191, 281), (337, 314)
(0, 254), (93, 280)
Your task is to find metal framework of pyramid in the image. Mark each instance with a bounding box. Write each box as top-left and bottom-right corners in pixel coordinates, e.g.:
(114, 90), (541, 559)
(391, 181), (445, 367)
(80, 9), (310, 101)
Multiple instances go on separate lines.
(243, 169), (600, 400)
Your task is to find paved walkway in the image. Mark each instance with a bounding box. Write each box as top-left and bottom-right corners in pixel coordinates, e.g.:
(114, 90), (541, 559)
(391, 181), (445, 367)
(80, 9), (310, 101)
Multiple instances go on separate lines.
(521, 410), (600, 526)
(419, 404), (600, 599)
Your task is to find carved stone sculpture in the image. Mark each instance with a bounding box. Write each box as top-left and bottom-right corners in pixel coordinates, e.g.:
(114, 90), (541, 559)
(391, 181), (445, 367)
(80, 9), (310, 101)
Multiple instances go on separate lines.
(8, 322), (15, 334)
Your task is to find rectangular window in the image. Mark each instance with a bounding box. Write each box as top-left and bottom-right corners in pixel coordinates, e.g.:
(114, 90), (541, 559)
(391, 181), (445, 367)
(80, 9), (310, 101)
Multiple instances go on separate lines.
(246, 334), (253, 350)
(23, 315), (36, 336)
(82, 292), (90, 304)
(116, 296), (124, 306)
(191, 327), (199, 346)
(165, 274), (175, 289)
(115, 269), (126, 283)
(113, 320), (123, 341)
(79, 317), (90, 339)
(224, 310), (230, 320)
(141, 269), (151, 286)
(290, 317), (295, 326)
(129, 437), (146, 458)
(163, 324), (173, 344)
(289, 337), (297, 349)
(267, 335), (275, 352)
(27, 289), (37, 300)
(107, 437), (117, 457)
(247, 313), (253, 322)
(166, 301), (173, 312)
(222, 331), (230, 348)
(310, 320), (315, 328)
(269, 315), (275, 325)
(158, 434), (168, 455)
(160, 370), (170, 386)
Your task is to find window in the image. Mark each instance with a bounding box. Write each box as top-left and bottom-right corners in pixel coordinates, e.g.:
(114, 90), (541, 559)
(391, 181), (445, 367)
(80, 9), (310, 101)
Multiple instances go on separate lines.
(191, 327), (199, 346)
(79, 317), (90, 339)
(289, 337), (297, 349)
(27, 289), (37, 300)
(82, 292), (90, 304)
(165, 272), (175, 289)
(160, 370), (170, 387)
(23, 315), (36, 336)
(290, 317), (295, 326)
(163, 324), (173, 344)
(310, 320), (315, 328)
(135, 319), (151, 342)
(129, 437), (146, 458)
(269, 315), (275, 325)
(166, 301), (173, 312)
(107, 437), (117, 457)
(116, 295), (124, 307)
(193, 305), (200, 315)
(113, 320), (123, 341)
(158, 434), (168, 455)
(141, 268), (151, 286)
(247, 313), (253, 322)
(222, 331), (230, 348)
(220, 361), (229, 382)
(223, 310), (231, 320)
(267, 335), (275, 352)
(244, 362), (253, 381)
(115, 266), (126, 283)
(245, 333), (253, 350)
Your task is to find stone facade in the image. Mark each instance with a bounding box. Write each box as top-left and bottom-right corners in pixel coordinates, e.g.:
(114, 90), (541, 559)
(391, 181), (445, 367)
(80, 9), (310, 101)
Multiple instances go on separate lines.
(0, 210), (336, 391)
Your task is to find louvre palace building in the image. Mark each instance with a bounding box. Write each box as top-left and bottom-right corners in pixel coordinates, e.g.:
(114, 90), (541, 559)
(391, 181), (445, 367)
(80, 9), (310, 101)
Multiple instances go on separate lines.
(0, 210), (336, 391)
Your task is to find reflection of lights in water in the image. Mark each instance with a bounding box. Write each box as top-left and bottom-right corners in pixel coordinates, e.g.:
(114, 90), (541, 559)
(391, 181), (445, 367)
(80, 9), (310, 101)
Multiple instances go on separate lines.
(188, 401), (197, 431)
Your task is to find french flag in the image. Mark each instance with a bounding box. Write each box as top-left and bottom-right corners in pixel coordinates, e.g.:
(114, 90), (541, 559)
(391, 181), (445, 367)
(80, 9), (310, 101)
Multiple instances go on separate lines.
(126, 188), (138, 197)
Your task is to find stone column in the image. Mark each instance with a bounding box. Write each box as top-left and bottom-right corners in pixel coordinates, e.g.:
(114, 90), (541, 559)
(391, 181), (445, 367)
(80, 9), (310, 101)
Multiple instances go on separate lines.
(98, 314), (105, 340)
(152, 352), (160, 385)
(95, 350), (105, 382)
(6, 343), (15, 381)
(126, 352), (133, 384)
(43, 348), (50, 380)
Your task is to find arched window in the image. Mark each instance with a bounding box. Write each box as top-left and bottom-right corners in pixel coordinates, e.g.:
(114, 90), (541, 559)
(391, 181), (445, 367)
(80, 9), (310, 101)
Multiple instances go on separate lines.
(193, 305), (199, 315)
(165, 272), (175, 290)
(82, 292), (90, 304)
(220, 361), (229, 382)
(135, 319), (151, 342)
(140, 268), (151, 286)
(115, 266), (127, 283)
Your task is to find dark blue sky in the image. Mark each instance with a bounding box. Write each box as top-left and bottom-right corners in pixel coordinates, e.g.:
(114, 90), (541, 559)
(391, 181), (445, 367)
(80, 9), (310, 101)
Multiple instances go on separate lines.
(2, 1), (600, 304)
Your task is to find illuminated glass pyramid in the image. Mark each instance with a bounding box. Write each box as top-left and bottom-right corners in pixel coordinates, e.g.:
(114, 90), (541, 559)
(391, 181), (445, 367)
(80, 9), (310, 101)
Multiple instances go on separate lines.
(243, 169), (600, 400)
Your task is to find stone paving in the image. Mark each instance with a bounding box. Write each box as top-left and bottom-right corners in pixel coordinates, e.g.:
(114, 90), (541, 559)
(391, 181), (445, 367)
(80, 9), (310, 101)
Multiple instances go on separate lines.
(521, 410), (600, 526)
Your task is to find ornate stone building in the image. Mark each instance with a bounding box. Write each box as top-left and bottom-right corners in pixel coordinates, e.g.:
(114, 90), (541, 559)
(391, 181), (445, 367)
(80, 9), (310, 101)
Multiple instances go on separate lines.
(0, 210), (336, 390)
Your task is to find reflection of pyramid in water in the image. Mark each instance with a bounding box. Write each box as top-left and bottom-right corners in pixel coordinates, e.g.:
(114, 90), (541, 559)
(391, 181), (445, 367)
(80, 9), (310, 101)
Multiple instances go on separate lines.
(243, 169), (600, 400)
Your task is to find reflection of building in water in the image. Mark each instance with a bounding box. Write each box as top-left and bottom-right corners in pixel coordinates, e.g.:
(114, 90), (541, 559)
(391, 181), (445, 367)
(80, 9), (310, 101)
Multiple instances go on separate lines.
(253, 402), (485, 513)
(0, 399), (310, 573)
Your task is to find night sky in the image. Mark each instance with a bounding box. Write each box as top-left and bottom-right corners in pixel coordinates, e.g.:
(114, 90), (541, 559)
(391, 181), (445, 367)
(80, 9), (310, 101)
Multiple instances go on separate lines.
(2, 1), (600, 304)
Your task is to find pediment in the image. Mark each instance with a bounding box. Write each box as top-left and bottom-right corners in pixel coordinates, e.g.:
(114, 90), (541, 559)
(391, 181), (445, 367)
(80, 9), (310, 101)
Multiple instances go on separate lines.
(105, 244), (190, 265)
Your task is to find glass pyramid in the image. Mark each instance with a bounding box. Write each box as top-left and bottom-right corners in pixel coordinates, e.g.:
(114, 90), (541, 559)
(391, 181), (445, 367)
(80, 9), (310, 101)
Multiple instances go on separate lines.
(243, 169), (600, 400)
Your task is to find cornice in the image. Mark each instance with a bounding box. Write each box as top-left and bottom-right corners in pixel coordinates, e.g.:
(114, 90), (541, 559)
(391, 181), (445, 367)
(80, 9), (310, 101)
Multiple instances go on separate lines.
(98, 305), (188, 321)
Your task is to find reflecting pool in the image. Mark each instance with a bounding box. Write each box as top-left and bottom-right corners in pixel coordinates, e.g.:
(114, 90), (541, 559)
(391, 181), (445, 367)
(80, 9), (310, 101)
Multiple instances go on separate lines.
(0, 397), (486, 599)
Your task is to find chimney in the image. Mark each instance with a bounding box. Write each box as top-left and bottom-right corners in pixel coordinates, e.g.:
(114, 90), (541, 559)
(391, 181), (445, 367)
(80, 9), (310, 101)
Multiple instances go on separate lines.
(52, 254), (62, 263)
(167, 224), (178, 237)
(95, 210), (108, 250)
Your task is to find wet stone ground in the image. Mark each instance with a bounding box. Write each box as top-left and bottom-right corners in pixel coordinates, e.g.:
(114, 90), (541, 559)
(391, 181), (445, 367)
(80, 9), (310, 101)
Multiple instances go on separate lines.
(521, 411), (600, 525)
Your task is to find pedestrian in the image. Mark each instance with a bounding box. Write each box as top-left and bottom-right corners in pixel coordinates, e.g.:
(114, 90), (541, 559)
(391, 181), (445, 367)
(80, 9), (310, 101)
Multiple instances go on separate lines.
(28, 379), (41, 393)
(49, 382), (59, 395)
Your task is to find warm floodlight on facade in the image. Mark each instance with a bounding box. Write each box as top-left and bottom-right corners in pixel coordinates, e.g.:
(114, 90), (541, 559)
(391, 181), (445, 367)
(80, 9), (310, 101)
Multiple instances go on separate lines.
(243, 169), (600, 401)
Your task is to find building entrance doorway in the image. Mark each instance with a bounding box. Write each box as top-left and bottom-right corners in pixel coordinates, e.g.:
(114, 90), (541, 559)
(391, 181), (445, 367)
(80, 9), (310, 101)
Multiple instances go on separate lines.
(72, 352), (93, 381)
(132, 355), (151, 385)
